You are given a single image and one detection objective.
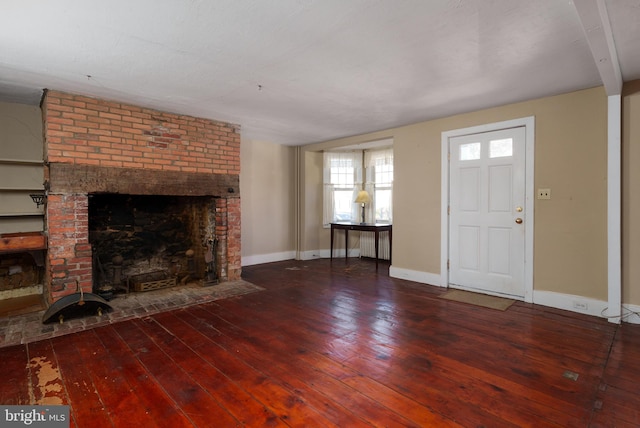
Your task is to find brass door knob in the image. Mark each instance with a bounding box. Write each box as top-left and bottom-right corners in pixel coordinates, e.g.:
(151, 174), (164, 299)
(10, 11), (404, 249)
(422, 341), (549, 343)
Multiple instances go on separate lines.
(515, 218), (523, 224)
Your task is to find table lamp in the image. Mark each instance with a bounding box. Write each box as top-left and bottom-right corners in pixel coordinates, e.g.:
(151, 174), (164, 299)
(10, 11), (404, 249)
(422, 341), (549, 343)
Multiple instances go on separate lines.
(354, 190), (371, 224)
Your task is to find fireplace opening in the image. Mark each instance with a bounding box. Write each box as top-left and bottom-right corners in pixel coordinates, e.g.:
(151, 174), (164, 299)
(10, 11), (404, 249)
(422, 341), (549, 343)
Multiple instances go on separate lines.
(88, 194), (218, 298)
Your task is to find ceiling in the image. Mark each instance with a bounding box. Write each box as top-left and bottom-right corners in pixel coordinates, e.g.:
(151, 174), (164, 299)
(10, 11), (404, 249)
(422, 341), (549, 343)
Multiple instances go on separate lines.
(1, 0), (639, 145)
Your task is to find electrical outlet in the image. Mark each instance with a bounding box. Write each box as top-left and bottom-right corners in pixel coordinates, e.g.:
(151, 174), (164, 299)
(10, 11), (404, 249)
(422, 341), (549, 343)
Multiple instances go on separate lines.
(573, 300), (588, 311)
(537, 188), (551, 200)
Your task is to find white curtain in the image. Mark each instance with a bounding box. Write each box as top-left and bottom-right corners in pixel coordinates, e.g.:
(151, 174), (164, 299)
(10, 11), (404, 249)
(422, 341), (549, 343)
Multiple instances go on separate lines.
(363, 181), (375, 223)
(323, 151), (362, 226)
(365, 148), (394, 223)
(323, 183), (335, 227)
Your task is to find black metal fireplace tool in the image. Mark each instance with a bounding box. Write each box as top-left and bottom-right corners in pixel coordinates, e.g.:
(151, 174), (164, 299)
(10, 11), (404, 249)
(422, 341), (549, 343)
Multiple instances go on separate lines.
(203, 238), (219, 286)
(42, 280), (112, 324)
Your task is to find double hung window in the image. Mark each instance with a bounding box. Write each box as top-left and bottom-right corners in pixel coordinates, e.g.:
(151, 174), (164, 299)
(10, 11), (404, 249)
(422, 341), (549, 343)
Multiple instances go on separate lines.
(323, 148), (393, 226)
(365, 148), (393, 223)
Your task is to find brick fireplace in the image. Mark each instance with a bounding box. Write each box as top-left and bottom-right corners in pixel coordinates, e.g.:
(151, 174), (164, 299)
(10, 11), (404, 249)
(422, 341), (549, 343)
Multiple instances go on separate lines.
(42, 90), (241, 304)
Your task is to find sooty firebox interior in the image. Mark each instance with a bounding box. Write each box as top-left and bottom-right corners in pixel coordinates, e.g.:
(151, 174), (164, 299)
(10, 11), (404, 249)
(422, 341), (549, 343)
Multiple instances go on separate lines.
(89, 194), (218, 295)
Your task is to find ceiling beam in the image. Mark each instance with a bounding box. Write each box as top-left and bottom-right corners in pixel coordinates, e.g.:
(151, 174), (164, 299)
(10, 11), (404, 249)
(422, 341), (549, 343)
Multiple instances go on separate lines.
(574, 0), (622, 95)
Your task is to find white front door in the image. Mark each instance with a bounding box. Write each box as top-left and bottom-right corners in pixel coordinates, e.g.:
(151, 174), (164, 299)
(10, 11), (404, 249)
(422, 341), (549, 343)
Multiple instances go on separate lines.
(449, 126), (526, 298)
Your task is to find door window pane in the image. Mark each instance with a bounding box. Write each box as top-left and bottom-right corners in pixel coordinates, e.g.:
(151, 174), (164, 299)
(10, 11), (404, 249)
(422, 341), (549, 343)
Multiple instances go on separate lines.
(460, 142), (481, 161)
(489, 138), (513, 158)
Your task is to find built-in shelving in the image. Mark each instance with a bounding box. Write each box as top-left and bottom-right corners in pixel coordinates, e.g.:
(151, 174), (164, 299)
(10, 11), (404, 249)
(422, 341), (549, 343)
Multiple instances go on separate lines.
(0, 158), (45, 232)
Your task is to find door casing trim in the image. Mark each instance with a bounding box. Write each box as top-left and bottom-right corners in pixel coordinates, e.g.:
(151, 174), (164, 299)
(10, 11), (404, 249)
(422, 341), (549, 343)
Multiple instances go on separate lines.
(440, 117), (535, 303)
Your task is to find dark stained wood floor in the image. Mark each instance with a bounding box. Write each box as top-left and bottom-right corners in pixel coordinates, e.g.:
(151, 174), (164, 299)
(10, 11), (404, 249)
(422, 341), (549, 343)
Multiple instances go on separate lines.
(1, 258), (638, 427)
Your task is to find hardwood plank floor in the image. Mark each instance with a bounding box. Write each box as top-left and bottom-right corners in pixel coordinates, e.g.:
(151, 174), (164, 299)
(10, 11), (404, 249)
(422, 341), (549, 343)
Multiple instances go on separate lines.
(1, 258), (638, 427)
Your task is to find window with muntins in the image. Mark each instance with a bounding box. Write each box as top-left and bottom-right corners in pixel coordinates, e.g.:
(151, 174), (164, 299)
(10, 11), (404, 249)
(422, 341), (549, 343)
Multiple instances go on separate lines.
(323, 148), (393, 226)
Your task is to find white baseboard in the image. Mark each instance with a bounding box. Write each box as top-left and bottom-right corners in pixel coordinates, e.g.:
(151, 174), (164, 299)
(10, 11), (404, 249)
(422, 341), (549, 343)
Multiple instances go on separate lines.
(297, 250), (322, 261)
(389, 266), (442, 287)
(535, 292), (640, 324)
(324, 248), (361, 259)
(383, 271), (635, 323)
(242, 251), (296, 267)
(532, 290), (609, 320)
(299, 249), (362, 260)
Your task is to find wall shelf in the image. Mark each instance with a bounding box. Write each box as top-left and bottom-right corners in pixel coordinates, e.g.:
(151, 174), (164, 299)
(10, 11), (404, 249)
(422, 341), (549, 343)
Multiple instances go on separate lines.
(0, 213), (44, 217)
(0, 232), (47, 254)
(0, 158), (44, 166)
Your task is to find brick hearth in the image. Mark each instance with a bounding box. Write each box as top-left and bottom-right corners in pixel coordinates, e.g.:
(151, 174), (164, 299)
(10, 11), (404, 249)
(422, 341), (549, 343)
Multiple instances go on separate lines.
(42, 90), (241, 304)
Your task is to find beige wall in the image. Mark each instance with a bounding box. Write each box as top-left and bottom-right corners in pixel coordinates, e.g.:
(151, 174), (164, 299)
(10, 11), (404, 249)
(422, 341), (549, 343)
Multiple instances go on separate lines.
(301, 150), (323, 258)
(240, 138), (296, 264)
(623, 80), (640, 306)
(0, 101), (42, 160)
(0, 101), (44, 233)
(302, 87), (609, 301)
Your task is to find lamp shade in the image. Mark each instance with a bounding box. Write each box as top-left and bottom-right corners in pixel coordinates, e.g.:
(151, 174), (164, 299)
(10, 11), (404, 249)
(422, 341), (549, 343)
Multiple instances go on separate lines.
(354, 190), (371, 204)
